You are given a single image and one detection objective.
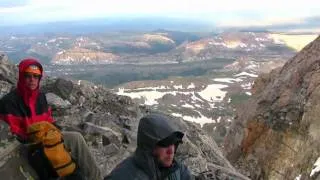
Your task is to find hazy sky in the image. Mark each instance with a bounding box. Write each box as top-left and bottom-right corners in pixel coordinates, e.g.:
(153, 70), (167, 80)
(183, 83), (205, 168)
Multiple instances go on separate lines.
(0, 0), (319, 26)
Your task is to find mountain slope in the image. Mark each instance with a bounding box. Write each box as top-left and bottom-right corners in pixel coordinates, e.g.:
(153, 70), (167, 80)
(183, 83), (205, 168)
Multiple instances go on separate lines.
(224, 36), (320, 179)
(52, 47), (119, 64)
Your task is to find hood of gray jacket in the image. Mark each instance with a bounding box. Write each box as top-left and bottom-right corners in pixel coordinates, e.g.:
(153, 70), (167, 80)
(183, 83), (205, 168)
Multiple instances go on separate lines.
(134, 114), (184, 179)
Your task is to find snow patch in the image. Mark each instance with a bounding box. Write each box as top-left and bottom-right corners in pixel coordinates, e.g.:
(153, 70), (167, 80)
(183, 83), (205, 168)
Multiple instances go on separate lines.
(295, 174), (301, 180)
(172, 112), (216, 126)
(172, 113), (182, 117)
(228, 98), (231, 103)
(117, 83), (229, 114)
(246, 64), (258, 70)
(239, 43), (247, 48)
(242, 82), (253, 90)
(235, 72), (258, 78)
(182, 104), (194, 108)
(198, 84), (228, 102)
(217, 116), (221, 123)
(310, 157), (320, 177)
(117, 88), (177, 106)
(214, 78), (242, 83)
(48, 38), (57, 43)
(136, 86), (168, 91)
(259, 43), (265, 47)
(255, 37), (267, 42)
(57, 50), (65, 55)
(223, 41), (246, 48)
(174, 85), (183, 89)
(187, 83), (195, 89)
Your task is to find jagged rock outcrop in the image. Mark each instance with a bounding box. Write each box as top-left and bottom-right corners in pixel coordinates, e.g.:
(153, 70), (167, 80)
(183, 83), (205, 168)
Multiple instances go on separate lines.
(0, 54), (248, 179)
(0, 54), (18, 86)
(224, 36), (320, 179)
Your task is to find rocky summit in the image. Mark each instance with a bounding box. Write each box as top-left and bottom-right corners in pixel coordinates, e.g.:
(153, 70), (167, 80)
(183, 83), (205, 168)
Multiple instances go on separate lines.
(224, 36), (320, 180)
(0, 54), (248, 179)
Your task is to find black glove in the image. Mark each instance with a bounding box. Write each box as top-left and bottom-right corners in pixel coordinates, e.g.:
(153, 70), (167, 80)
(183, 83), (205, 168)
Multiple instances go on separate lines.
(52, 121), (62, 130)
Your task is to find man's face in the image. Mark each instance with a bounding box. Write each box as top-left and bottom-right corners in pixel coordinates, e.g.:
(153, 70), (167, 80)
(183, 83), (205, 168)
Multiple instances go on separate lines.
(24, 73), (41, 90)
(153, 144), (175, 167)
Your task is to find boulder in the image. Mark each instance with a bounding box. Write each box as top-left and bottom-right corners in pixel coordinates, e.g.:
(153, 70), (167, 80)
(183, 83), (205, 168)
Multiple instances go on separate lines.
(46, 93), (72, 109)
(0, 81), (12, 99)
(53, 78), (74, 99)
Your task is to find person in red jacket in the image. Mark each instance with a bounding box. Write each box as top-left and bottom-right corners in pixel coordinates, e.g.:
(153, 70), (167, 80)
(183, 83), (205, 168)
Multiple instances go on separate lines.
(0, 59), (54, 139)
(0, 58), (102, 180)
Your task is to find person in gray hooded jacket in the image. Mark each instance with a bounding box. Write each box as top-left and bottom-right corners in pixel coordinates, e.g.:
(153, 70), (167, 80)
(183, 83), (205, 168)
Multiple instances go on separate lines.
(105, 113), (194, 180)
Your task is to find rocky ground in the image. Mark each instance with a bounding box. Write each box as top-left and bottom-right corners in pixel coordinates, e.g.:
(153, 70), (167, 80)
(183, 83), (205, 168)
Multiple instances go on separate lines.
(0, 54), (248, 179)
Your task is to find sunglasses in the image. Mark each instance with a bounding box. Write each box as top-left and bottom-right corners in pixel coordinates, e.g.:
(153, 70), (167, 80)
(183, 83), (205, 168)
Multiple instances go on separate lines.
(157, 137), (181, 147)
(24, 73), (41, 79)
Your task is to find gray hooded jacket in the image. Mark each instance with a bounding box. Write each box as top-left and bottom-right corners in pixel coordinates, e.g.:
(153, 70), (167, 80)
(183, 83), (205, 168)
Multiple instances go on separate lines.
(105, 114), (193, 180)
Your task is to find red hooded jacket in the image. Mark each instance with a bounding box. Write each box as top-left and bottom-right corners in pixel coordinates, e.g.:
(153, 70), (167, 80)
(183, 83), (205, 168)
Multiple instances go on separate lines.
(0, 58), (55, 139)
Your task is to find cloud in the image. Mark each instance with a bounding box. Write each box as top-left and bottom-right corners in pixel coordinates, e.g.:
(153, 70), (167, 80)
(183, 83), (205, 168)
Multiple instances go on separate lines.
(0, 0), (320, 26)
(0, 1), (29, 8)
(215, 15), (320, 33)
(216, 17), (306, 27)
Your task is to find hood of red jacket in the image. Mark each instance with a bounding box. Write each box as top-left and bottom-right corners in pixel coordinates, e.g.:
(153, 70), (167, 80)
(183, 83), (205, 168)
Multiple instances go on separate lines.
(17, 58), (43, 105)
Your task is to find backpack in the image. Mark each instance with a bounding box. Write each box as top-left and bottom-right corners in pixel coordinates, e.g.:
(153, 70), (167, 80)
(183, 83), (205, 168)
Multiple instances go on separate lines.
(27, 121), (76, 178)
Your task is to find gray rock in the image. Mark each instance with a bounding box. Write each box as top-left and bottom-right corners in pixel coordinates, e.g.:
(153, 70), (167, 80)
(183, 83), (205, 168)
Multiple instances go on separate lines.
(79, 96), (86, 106)
(46, 93), (72, 109)
(0, 61), (18, 84)
(0, 54), (8, 64)
(83, 122), (122, 146)
(102, 130), (121, 147)
(53, 78), (73, 99)
(83, 111), (94, 122)
(0, 122), (11, 141)
(103, 143), (119, 156)
(0, 81), (12, 99)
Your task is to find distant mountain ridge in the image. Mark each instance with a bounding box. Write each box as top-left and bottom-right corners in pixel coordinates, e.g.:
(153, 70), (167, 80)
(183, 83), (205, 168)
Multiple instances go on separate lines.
(0, 31), (317, 65)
